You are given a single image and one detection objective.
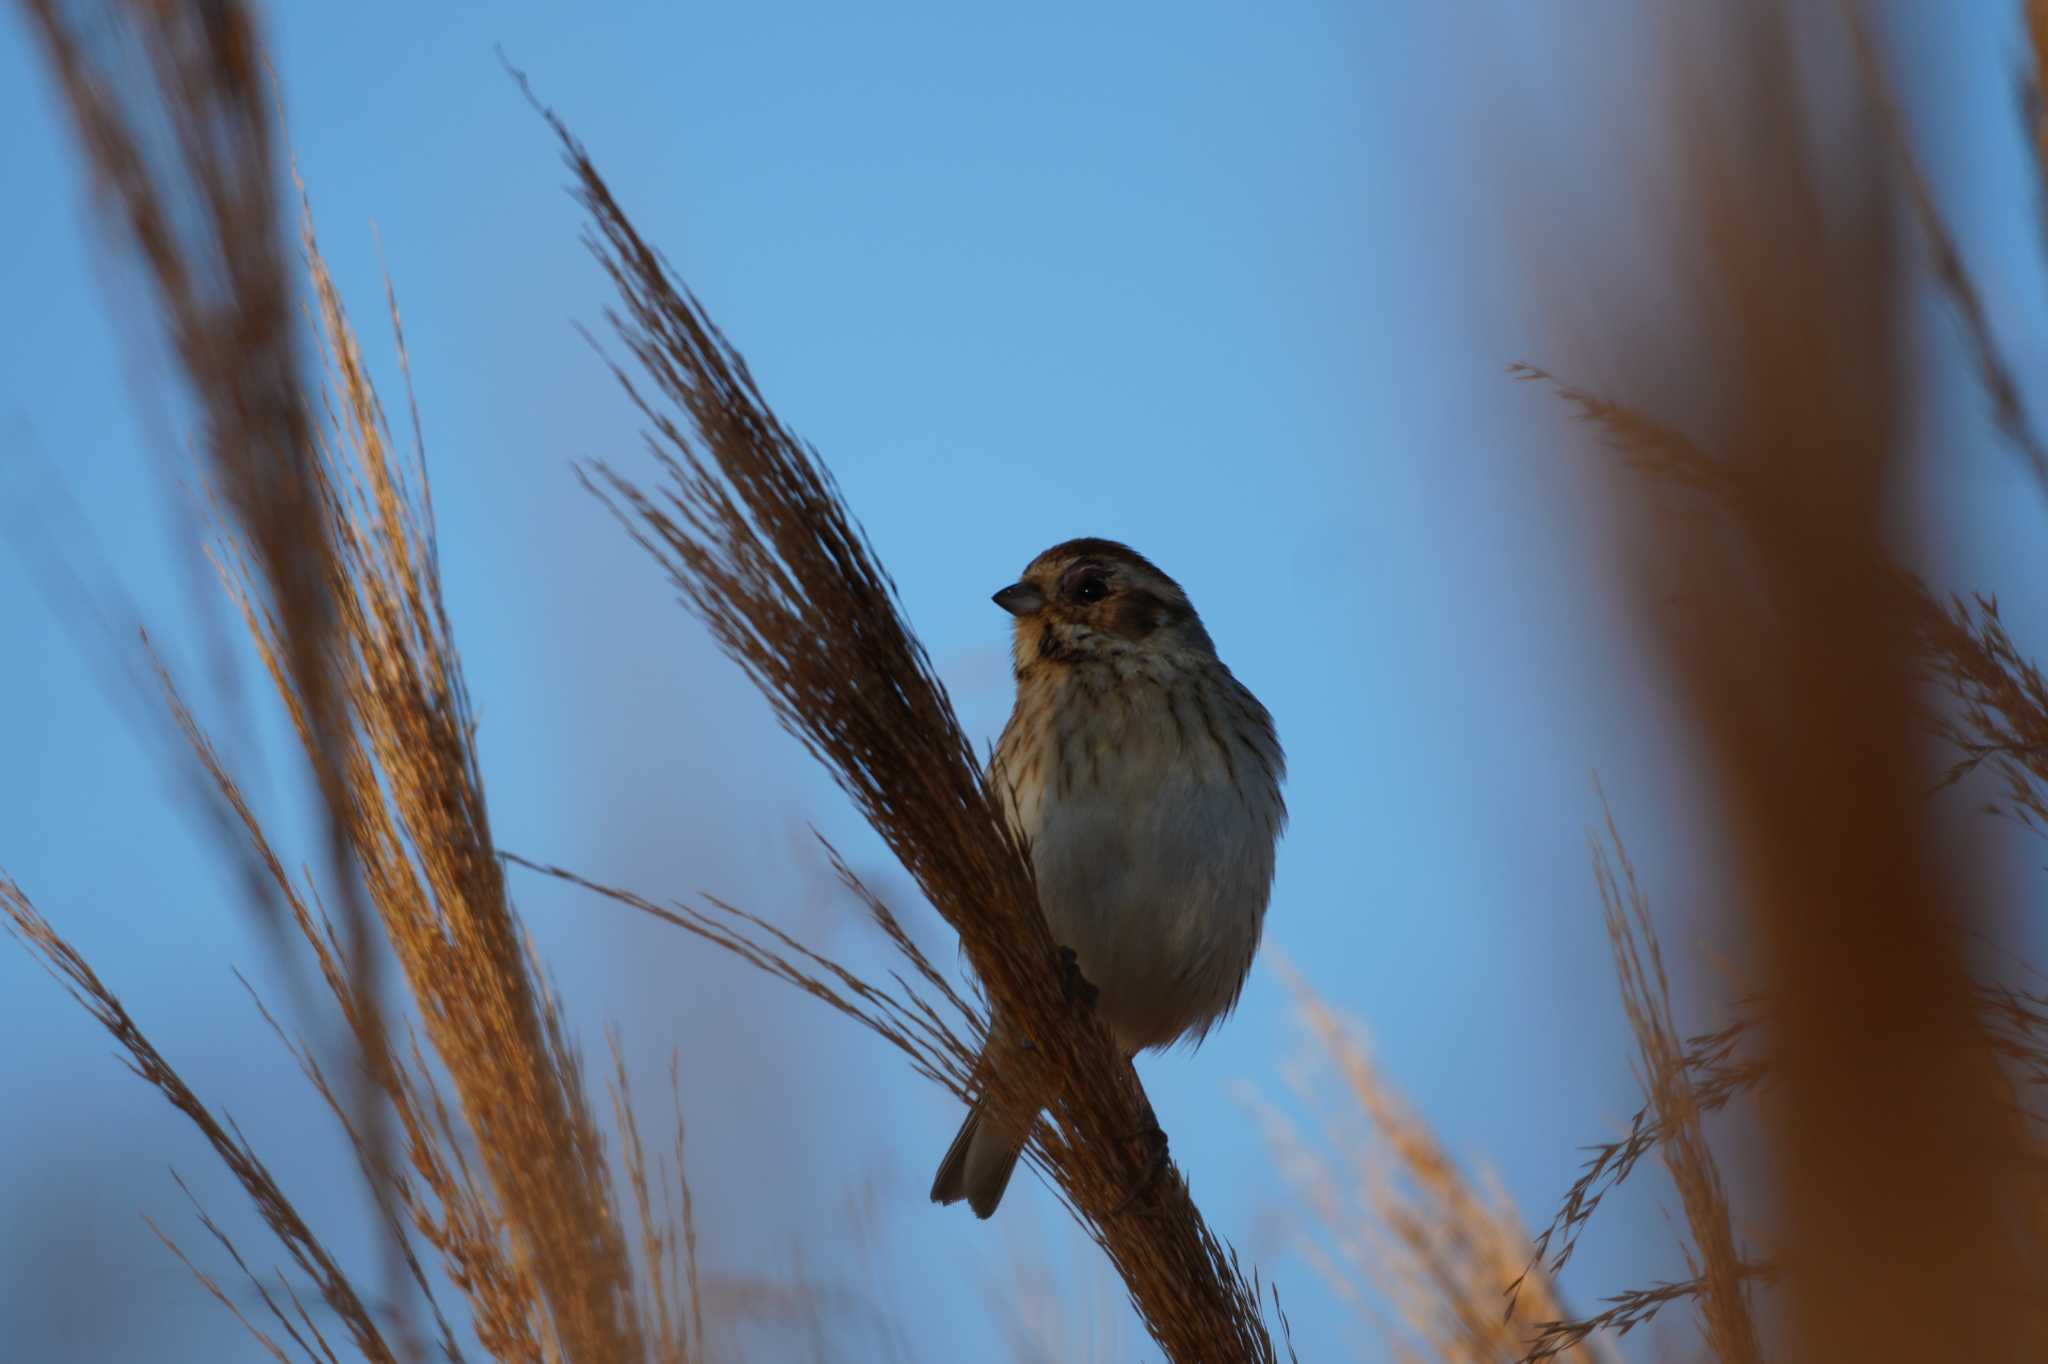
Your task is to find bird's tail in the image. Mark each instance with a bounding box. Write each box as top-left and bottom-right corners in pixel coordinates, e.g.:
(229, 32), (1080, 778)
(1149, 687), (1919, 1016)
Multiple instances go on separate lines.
(929, 1098), (1032, 1218)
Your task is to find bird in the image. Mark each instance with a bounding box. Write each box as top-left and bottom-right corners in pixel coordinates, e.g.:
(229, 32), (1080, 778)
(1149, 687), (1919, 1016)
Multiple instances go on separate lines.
(930, 537), (1287, 1218)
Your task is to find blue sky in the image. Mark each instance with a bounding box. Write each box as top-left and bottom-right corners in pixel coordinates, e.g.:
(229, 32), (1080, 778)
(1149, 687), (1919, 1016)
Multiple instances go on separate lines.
(6, 4), (2048, 1361)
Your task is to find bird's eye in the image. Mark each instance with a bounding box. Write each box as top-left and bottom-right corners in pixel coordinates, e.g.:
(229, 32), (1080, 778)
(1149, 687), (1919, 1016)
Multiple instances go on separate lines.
(1073, 576), (1108, 604)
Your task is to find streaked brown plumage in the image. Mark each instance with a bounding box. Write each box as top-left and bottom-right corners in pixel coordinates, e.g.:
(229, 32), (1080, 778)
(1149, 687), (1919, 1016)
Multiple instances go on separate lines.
(931, 538), (1287, 1217)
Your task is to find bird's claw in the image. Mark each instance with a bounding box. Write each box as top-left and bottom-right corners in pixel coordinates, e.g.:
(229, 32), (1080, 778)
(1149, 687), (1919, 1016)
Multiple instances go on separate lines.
(1056, 944), (1099, 1011)
(1107, 1112), (1172, 1218)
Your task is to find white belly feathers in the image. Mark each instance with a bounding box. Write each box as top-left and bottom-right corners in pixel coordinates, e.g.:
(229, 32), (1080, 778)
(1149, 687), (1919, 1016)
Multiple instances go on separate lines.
(993, 660), (1281, 1053)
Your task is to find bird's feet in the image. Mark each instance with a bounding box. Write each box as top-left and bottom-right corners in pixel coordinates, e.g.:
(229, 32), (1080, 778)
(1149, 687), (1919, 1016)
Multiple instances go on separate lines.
(1107, 1104), (1172, 1218)
(1056, 944), (1099, 1011)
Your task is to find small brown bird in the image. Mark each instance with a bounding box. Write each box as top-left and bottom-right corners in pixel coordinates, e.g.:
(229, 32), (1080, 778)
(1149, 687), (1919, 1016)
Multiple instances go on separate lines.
(930, 538), (1287, 1217)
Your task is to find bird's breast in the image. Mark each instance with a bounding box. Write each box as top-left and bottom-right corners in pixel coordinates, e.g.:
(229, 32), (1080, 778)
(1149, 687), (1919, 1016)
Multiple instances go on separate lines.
(996, 663), (1269, 815)
(989, 661), (1284, 1052)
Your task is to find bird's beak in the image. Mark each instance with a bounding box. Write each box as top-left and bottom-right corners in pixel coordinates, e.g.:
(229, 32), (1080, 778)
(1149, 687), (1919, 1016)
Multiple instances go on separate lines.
(992, 581), (1046, 617)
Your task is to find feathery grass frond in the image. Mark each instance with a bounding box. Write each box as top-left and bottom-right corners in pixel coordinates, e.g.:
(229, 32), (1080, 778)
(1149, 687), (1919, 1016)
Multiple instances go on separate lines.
(1982, 982), (2048, 1094)
(1513, 1010), (1761, 1307)
(195, 199), (659, 1361)
(0, 875), (398, 1364)
(1918, 592), (2048, 832)
(608, 1039), (706, 1364)
(11, 157), (710, 1362)
(505, 849), (981, 1104)
(1509, 365), (1738, 505)
(1254, 964), (1613, 1364)
(512, 75), (1283, 1363)
(1520, 1263), (1776, 1363)
(1583, 816), (1759, 1364)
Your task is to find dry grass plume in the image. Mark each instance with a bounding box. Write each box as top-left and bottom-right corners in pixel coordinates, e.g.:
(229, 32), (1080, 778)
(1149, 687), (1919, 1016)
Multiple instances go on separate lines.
(1255, 964), (1614, 1364)
(514, 74), (1291, 1364)
(1517, 5), (2048, 1360)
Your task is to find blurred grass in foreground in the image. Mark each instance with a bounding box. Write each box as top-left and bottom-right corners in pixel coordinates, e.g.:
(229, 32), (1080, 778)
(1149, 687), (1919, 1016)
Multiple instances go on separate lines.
(13, 1), (2048, 1362)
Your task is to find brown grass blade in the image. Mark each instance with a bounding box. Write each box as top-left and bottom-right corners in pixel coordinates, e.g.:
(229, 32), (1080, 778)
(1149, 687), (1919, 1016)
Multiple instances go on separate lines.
(1579, 817), (1760, 1364)
(512, 73), (1283, 1363)
(505, 850), (981, 1104)
(15, 0), (405, 1327)
(194, 200), (658, 1361)
(607, 1044), (707, 1364)
(2030, 1), (2048, 254)
(16, 0), (367, 1011)
(145, 1211), (297, 1364)
(15, 0), (336, 688)
(0, 874), (397, 1364)
(62, 168), (701, 1362)
(1844, 5), (2048, 500)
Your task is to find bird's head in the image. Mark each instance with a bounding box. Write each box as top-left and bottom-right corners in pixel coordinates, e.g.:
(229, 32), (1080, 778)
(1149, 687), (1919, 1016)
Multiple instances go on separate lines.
(993, 537), (1214, 671)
